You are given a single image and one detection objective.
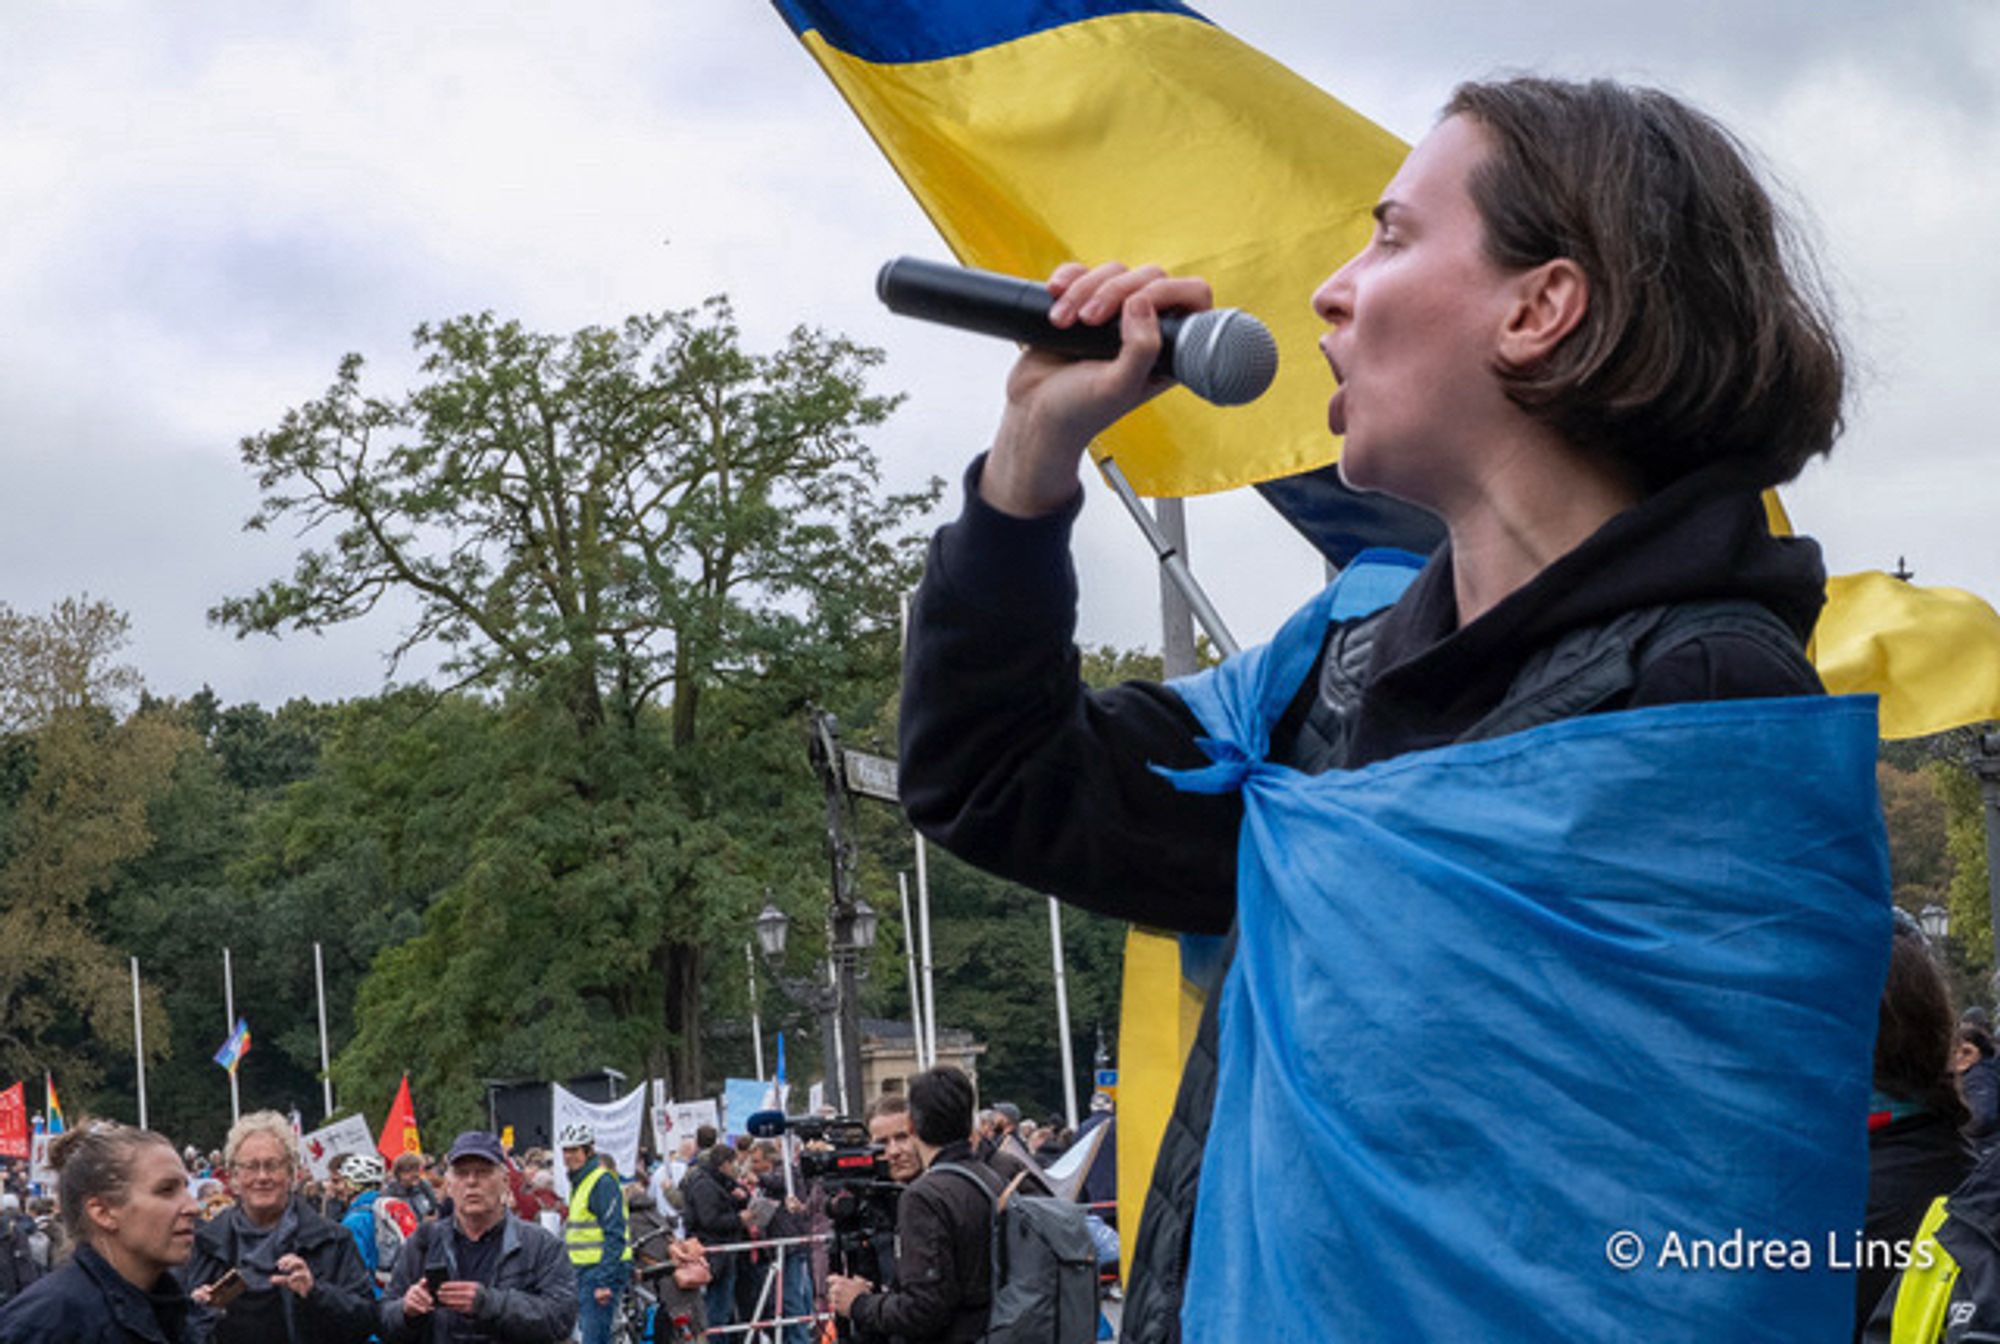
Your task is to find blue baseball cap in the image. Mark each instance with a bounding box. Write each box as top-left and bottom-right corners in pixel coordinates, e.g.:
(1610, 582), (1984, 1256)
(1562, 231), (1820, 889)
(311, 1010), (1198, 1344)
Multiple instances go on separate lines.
(445, 1131), (508, 1168)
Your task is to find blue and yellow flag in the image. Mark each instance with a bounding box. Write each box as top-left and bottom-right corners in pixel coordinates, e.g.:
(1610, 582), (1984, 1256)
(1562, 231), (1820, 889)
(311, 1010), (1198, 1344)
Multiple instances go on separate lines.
(1163, 558), (1890, 1339)
(772, 0), (1402, 498)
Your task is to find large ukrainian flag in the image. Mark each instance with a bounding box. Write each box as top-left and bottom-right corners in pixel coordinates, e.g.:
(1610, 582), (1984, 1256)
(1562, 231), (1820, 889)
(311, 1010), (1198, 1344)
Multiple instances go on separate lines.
(772, 0), (1402, 499)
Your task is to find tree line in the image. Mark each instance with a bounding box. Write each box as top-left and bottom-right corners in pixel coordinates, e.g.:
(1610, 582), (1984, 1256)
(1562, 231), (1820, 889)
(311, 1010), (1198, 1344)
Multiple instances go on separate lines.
(0, 299), (1127, 1147)
(3, 296), (1985, 1151)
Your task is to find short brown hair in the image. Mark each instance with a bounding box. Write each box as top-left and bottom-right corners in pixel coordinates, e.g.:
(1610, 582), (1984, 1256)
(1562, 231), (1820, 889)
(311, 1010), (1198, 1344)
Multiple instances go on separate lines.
(866, 1094), (910, 1122)
(1443, 78), (1844, 492)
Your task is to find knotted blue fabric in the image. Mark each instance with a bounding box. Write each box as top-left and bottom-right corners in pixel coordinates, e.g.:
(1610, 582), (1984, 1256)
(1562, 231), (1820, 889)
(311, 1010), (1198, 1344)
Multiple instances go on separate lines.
(1161, 554), (1892, 1342)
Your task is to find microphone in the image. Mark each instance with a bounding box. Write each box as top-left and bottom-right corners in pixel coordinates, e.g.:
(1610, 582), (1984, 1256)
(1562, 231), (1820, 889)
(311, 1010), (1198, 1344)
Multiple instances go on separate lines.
(876, 256), (1278, 407)
(744, 1110), (787, 1139)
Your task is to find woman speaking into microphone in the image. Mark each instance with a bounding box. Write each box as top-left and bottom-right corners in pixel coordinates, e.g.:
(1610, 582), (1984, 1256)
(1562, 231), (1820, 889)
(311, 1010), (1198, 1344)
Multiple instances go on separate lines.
(897, 77), (1884, 1343)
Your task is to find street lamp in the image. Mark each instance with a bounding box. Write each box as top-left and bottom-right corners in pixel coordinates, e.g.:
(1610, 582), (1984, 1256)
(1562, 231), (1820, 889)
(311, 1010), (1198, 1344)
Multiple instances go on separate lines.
(754, 889), (881, 1114)
(756, 902), (790, 961)
(1919, 903), (1951, 943)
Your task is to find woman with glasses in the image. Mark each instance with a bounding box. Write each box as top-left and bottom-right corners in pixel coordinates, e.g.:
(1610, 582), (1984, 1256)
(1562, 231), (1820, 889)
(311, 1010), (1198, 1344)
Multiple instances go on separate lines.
(181, 1111), (377, 1344)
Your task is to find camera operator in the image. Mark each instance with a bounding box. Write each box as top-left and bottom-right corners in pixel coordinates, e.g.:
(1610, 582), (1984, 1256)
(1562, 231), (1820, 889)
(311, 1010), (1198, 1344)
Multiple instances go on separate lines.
(826, 1067), (998, 1344)
(863, 1097), (920, 1186)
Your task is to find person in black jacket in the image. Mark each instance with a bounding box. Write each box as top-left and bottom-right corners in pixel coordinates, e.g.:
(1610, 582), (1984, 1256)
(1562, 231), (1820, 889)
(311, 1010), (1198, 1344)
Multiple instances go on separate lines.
(1858, 920), (1977, 1338)
(899, 77), (1847, 1343)
(680, 1142), (750, 1330)
(1958, 1023), (2000, 1157)
(181, 1111), (377, 1344)
(827, 1067), (1000, 1344)
(0, 1121), (202, 1344)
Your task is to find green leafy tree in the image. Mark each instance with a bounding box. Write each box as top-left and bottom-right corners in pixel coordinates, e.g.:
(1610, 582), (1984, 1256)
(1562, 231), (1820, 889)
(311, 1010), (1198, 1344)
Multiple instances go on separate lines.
(214, 302), (939, 1102)
(0, 598), (190, 1099)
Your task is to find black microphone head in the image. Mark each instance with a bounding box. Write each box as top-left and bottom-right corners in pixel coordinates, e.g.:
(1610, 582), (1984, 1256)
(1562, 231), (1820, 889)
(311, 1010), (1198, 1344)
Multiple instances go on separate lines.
(745, 1109), (787, 1139)
(1171, 309), (1279, 406)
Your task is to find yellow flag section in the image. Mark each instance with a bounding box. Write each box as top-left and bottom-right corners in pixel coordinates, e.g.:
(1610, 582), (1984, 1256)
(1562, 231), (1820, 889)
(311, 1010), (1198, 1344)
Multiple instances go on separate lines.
(1769, 493), (2000, 739)
(1116, 927), (1204, 1283)
(777, 1), (1405, 497)
(1813, 572), (2000, 740)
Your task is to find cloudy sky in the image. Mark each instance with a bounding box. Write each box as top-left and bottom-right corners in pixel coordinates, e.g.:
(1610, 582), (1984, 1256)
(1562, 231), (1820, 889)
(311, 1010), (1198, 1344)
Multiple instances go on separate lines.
(1, 1), (1992, 707)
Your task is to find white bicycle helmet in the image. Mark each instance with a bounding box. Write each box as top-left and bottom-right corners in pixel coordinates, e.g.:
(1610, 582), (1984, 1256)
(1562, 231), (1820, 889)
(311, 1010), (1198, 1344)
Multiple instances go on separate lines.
(556, 1122), (596, 1149)
(340, 1152), (386, 1187)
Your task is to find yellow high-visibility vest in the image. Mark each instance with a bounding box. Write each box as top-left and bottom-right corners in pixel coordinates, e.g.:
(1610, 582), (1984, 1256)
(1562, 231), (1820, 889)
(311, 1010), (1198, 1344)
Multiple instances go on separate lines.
(1888, 1196), (1961, 1344)
(565, 1163), (632, 1267)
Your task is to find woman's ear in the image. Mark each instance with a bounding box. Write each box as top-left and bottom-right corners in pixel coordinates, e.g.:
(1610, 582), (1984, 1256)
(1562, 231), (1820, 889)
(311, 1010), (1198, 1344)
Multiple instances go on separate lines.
(1498, 258), (1588, 368)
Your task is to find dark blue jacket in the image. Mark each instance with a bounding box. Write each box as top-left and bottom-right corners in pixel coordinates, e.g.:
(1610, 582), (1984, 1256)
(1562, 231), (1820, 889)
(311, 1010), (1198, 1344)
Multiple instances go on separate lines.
(380, 1214), (576, 1344)
(0, 1243), (201, 1344)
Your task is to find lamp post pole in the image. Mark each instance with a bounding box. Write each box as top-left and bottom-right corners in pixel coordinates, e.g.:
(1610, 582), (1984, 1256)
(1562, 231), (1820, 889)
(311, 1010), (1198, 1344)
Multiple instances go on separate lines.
(809, 708), (874, 1114)
(1973, 730), (2000, 979)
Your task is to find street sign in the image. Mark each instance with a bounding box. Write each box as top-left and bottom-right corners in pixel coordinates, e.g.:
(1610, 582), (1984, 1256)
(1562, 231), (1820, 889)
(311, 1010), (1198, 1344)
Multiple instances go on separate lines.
(843, 749), (899, 804)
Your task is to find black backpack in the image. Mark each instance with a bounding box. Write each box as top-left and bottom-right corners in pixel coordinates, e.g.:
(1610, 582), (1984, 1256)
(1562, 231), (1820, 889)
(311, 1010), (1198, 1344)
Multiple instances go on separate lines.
(932, 1163), (1097, 1344)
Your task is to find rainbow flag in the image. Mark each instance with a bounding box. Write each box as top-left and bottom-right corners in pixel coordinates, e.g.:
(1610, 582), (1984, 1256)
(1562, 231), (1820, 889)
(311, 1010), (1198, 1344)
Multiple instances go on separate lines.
(43, 1074), (63, 1134)
(213, 1018), (251, 1074)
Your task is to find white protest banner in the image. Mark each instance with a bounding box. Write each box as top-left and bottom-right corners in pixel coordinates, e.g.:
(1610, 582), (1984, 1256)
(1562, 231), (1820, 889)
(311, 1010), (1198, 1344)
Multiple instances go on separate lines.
(808, 1081), (825, 1116)
(657, 1098), (719, 1155)
(28, 1132), (52, 1190)
(300, 1114), (377, 1180)
(551, 1082), (647, 1198)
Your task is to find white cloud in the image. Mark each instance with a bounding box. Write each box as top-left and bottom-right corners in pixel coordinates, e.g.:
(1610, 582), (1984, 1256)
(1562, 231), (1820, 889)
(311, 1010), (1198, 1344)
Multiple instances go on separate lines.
(0, 0), (1992, 703)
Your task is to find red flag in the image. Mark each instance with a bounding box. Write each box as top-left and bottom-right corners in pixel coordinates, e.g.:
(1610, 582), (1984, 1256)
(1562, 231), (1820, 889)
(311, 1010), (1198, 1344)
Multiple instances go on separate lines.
(377, 1074), (422, 1160)
(0, 1083), (27, 1159)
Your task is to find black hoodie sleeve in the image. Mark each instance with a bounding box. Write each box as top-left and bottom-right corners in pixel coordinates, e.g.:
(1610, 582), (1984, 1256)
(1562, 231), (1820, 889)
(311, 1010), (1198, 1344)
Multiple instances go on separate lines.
(897, 459), (1239, 936)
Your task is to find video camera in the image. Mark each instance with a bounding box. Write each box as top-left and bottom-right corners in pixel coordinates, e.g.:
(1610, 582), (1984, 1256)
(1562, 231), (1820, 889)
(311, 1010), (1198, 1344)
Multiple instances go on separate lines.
(747, 1110), (903, 1341)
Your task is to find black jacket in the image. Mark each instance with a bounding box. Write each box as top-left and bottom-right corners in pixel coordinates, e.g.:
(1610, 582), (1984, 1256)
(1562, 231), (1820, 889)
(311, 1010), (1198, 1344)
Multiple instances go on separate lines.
(1865, 1140), (2000, 1342)
(379, 1214), (576, 1344)
(680, 1156), (746, 1255)
(900, 457), (1827, 1343)
(1860, 1112), (1976, 1338)
(847, 1142), (999, 1344)
(0, 1243), (201, 1344)
(180, 1198), (377, 1344)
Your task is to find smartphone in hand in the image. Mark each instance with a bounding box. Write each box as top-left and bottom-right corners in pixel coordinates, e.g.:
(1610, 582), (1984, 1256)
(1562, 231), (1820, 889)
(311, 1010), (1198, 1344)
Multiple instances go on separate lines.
(424, 1266), (448, 1299)
(209, 1268), (247, 1308)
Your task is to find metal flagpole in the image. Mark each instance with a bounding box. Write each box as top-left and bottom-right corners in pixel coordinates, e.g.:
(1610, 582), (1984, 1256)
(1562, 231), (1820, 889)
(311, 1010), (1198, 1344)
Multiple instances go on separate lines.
(827, 959), (850, 1113)
(223, 947), (240, 1123)
(1048, 898), (1080, 1131)
(899, 873), (928, 1069)
(1096, 455), (1241, 660)
(130, 958), (147, 1130)
(915, 833), (939, 1069)
(313, 942), (334, 1120)
(747, 943), (767, 1082)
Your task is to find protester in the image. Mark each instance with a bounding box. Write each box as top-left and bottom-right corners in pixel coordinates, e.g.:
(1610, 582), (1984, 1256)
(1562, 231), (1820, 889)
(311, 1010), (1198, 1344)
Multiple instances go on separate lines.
(899, 75), (1877, 1342)
(0, 1193), (41, 1309)
(827, 1066), (998, 1344)
(180, 1110), (377, 1344)
(335, 1153), (407, 1285)
(384, 1154), (439, 1222)
(0, 1121), (201, 1343)
(556, 1123), (629, 1344)
(380, 1130), (576, 1343)
(680, 1138), (751, 1329)
(1858, 918), (1976, 1337)
(1958, 1022), (2000, 1156)
(745, 1140), (812, 1344)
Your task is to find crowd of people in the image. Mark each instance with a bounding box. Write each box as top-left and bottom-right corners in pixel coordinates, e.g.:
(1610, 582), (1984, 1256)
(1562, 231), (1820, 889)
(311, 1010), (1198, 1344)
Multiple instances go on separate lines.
(0, 1074), (1119, 1344)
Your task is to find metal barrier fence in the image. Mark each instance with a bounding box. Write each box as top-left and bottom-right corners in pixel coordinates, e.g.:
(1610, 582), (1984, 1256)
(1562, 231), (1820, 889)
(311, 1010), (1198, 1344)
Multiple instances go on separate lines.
(632, 1201), (1123, 1341)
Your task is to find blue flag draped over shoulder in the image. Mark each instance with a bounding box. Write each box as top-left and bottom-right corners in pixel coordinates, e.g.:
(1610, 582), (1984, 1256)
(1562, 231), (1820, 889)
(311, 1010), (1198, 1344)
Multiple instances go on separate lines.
(1161, 558), (1892, 1341)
